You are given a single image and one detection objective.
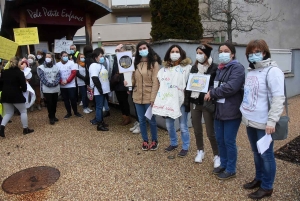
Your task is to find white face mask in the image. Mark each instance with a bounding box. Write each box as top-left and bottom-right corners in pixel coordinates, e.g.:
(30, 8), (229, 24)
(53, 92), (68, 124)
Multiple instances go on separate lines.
(37, 55), (42, 60)
(170, 53), (180, 61)
(28, 59), (34, 64)
(45, 58), (52, 63)
(196, 54), (205, 63)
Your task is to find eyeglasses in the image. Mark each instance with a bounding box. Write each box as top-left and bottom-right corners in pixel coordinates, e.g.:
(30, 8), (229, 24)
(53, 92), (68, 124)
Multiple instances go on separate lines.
(249, 51), (262, 57)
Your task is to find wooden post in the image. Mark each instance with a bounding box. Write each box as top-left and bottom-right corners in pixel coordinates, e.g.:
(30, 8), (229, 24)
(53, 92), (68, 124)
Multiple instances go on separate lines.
(19, 9), (29, 55)
(85, 13), (92, 46)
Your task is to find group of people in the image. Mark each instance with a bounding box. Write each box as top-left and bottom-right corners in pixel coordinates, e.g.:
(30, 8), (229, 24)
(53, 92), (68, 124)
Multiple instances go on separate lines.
(0, 39), (285, 200)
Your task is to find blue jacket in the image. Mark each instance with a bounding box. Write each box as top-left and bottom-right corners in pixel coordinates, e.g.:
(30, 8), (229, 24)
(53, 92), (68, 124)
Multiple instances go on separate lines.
(210, 60), (245, 120)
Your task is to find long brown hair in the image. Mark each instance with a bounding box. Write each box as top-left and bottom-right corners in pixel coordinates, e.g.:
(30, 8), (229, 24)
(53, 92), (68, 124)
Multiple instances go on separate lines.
(246, 39), (271, 60)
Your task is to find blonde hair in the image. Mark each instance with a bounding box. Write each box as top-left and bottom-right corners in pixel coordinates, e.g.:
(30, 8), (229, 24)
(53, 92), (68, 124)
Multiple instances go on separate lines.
(9, 57), (19, 68)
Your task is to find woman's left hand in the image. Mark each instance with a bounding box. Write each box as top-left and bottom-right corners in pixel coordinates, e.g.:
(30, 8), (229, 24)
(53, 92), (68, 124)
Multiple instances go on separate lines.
(150, 102), (154, 107)
(266, 126), (275, 134)
(204, 91), (211, 101)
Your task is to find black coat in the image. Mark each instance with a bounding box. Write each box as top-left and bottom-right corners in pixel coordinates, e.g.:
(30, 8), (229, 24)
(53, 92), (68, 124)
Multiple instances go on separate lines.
(29, 61), (40, 86)
(0, 68), (27, 103)
(111, 56), (127, 91)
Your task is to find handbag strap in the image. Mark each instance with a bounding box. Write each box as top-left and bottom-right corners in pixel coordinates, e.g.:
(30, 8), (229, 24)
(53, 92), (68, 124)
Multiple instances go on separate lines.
(265, 67), (288, 117)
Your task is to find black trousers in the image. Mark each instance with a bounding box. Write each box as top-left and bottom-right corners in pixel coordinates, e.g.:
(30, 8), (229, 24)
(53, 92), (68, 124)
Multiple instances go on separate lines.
(115, 91), (130, 116)
(60, 87), (78, 115)
(43, 93), (58, 119)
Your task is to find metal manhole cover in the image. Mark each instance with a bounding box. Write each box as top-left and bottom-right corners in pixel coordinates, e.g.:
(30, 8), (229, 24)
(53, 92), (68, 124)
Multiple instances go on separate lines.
(2, 166), (60, 194)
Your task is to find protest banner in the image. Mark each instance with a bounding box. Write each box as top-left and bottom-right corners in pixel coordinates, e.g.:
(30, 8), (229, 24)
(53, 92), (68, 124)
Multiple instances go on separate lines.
(0, 36), (19, 60)
(13, 27), (39, 45)
(54, 39), (73, 54)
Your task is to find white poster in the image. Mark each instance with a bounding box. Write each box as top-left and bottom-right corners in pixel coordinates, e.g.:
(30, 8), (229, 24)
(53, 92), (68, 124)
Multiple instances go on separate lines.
(116, 51), (135, 73)
(54, 39), (73, 54)
(123, 72), (133, 87)
(34, 42), (49, 54)
(186, 74), (211, 93)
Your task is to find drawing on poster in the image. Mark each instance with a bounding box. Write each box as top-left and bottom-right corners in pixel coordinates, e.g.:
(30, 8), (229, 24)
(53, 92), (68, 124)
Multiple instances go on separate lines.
(116, 51), (135, 73)
(186, 74), (211, 93)
(119, 55), (132, 69)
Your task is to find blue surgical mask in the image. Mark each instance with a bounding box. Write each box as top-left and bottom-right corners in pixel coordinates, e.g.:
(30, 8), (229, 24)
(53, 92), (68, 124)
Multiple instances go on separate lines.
(80, 58), (85, 62)
(70, 50), (75, 54)
(248, 52), (263, 63)
(99, 57), (105, 64)
(219, 53), (231, 64)
(139, 49), (149, 57)
(62, 56), (69, 62)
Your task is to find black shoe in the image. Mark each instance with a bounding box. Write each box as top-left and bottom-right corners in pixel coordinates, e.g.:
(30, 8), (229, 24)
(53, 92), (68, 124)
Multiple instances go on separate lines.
(54, 117), (59, 122)
(164, 145), (178, 152)
(101, 121), (109, 127)
(177, 149), (188, 157)
(216, 171), (236, 180)
(248, 187), (273, 200)
(49, 119), (55, 125)
(23, 128), (34, 135)
(75, 112), (83, 118)
(103, 111), (110, 117)
(8, 120), (12, 123)
(149, 141), (159, 151)
(213, 166), (226, 175)
(64, 114), (72, 119)
(97, 123), (109, 131)
(90, 119), (100, 125)
(243, 179), (262, 189)
(0, 125), (5, 138)
(142, 141), (149, 151)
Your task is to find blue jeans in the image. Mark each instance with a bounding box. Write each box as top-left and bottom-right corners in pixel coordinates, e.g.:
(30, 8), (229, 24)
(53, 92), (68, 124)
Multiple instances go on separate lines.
(214, 118), (241, 173)
(246, 127), (276, 190)
(104, 97), (110, 111)
(94, 95), (105, 122)
(165, 105), (190, 150)
(78, 85), (88, 108)
(135, 103), (157, 142)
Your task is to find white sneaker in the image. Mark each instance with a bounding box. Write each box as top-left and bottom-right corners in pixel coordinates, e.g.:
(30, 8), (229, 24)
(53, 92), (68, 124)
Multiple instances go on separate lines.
(79, 101), (83, 106)
(83, 108), (90, 114)
(213, 155), (221, 168)
(195, 150), (205, 163)
(87, 107), (93, 112)
(132, 126), (140, 134)
(129, 121), (139, 131)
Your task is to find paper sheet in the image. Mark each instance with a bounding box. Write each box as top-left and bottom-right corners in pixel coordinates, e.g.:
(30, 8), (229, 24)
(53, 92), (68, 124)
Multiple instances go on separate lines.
(145, 106), (153, 120)
(256, 134), (273, 155)
(186, 74), (211, 93)
(123, 72), (133, 87)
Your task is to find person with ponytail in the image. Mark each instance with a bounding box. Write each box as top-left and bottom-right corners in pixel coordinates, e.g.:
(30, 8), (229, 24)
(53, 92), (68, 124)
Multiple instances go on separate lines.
(37, 53), (60, 125)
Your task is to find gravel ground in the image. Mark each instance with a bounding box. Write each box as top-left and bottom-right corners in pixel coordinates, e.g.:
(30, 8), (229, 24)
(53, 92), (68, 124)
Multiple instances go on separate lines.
(0, 95), (299, 201)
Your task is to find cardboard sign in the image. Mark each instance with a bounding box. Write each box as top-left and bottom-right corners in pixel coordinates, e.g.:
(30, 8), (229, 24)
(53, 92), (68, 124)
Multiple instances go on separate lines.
(186, 74), (211, 93)
(116, 51), (135, 73)
(13, 27), (39, 45)
(0, 36), (19, 60)
(54, 39), (73, 54)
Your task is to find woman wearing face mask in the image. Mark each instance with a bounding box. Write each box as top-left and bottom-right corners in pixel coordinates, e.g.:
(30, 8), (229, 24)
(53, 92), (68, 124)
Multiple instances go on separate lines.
(36, 50), (45, 65)
(184, 44), (220, 167)
(204, 42), (245, 180)
(37, 53), (61, 125)
(125, 41), (160, 150)
(0, 57), (34, 137)
(75, 53), (93, 114)
(111, 44), (132, 126)
(89, 48), (110, 131)
(240, 40), (285, 200)
(57, 51), (83, 119)
(28, 54), (42, 111)
(152, 45), (192, 157)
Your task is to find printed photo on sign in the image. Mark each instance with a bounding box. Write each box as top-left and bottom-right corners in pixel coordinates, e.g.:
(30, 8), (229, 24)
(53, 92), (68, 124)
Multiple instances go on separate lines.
(116, 51), (134, 73)
(186, 74), (211, 93)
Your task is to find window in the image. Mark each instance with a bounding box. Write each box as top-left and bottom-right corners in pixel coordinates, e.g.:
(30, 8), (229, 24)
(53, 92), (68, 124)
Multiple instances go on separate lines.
(116, 16), (142, 23)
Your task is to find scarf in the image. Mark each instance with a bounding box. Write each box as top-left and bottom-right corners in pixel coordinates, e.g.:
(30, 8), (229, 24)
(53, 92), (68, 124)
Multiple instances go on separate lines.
(191, 57), (212, 99)
(78, 61), (85, 67)
(218, 63), (226, 70)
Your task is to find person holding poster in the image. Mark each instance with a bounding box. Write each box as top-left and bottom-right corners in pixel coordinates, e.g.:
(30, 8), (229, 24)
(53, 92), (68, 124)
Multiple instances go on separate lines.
(57, 51), (83, 119)
(126, 41), (160, 151)
(89, 48), (110, 131)
(152, 45), (192, 157)
(38, 53), (60, 125)
(204, 43), (245, 180)
(28, 54), (42, 111)
(184, 44), (220, 168)
(0, 57), (34, 137)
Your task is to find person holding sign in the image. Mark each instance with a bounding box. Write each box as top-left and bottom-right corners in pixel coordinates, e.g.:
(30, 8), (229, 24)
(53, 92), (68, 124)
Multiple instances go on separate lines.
(0, 57), (34, 137)
(184, 44), (220, 168)
(28, 54), (42, 111)
(37, 53), (61, 125)
(152, 45), (192, 157)
(89, 48), (110, 131)
(204, 43), (245, 180)
(125, 41), (160, 151)
(57, 51), (83, 119)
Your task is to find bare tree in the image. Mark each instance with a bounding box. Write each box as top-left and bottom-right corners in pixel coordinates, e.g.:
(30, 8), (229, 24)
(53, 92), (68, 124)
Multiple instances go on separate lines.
(200, 0), (283, 42)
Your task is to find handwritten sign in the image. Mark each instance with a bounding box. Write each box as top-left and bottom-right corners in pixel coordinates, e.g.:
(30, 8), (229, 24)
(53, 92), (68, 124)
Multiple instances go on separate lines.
(116, 51), (135, 73)
(0, 36), (19, 60)
(54, 39), (73, 54)
(13, 27), (39, 45)
(186, 74), (211, 93)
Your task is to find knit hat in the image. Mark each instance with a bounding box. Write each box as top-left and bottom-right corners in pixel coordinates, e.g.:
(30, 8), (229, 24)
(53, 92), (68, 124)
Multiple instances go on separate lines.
(196, 44), (213, 58)
(115, 44), (123, 51)
(28, 54), (36, 60)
